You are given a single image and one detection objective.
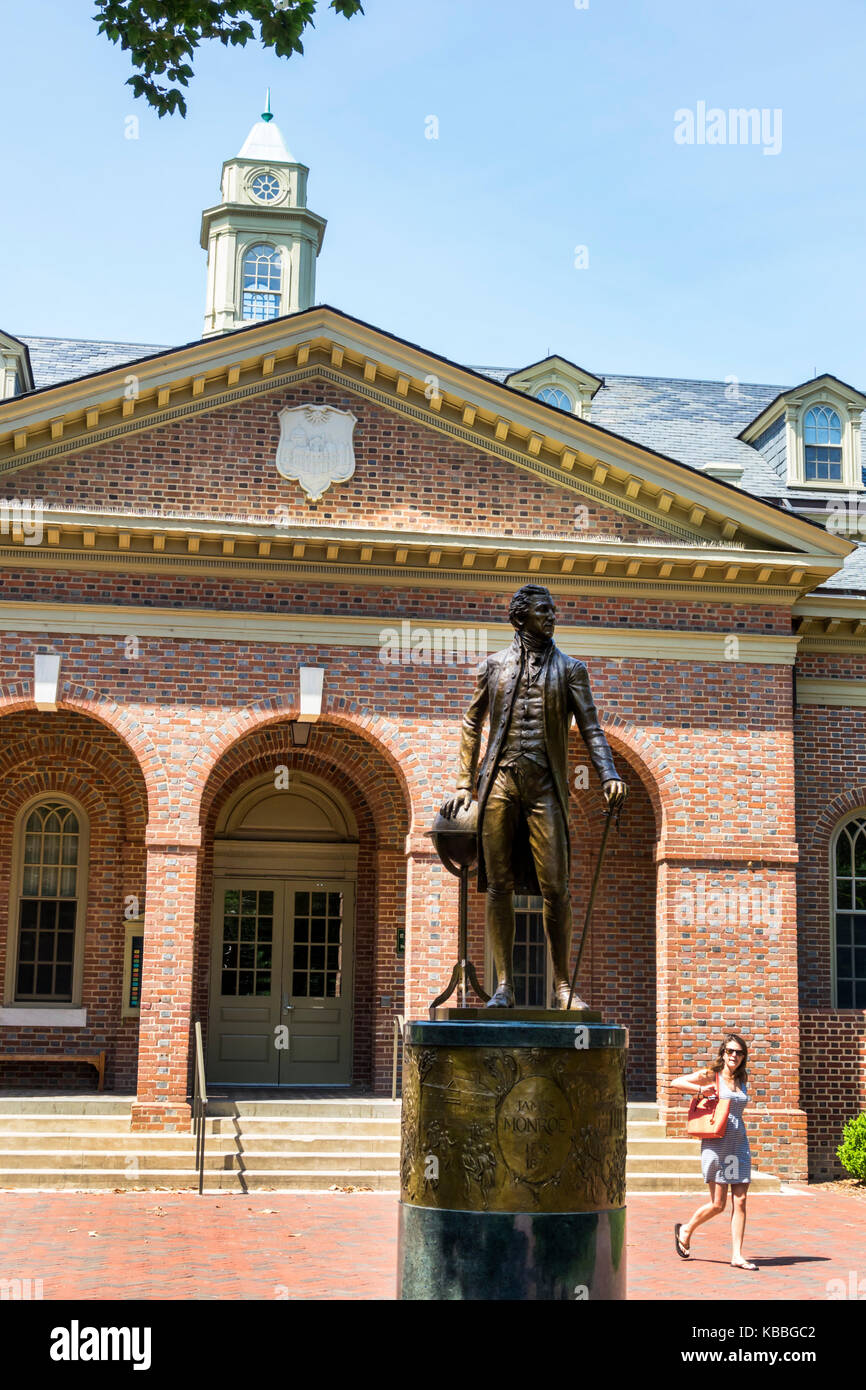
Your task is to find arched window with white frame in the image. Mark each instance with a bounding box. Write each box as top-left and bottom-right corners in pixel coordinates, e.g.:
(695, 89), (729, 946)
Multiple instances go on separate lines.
(804, 405), (843, 483)
(241, 243), (282, 322)
(536, 385), (573, 412)
(831, 812), (866, 1008)
(13, 799), (87, 1002)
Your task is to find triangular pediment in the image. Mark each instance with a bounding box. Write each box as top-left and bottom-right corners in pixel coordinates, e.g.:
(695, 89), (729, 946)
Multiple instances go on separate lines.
(0, 306), (852, 600)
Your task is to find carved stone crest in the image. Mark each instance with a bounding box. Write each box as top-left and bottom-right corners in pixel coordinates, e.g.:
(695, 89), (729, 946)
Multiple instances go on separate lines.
(276, 405), (357, 500)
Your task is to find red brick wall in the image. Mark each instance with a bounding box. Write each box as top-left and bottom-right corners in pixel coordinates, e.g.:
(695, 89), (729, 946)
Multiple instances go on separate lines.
(580, 763), (657, 1099)
(799, 1010), (866, 1177)
(0, 570), (791, 635)
(793, 670), (866, 1174)
(2, 379), (673, 542)
(134, 842), (199, 1125)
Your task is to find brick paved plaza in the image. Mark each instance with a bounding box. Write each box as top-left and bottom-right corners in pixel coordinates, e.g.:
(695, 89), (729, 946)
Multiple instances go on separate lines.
(1, 1188), (863, 1302)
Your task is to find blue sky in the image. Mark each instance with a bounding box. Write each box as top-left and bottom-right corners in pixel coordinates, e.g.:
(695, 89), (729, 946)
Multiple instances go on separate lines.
(3, 0), (866, 386)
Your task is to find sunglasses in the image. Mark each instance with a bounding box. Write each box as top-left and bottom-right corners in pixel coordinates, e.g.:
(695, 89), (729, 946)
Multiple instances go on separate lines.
(724, 1047), (744, 1056)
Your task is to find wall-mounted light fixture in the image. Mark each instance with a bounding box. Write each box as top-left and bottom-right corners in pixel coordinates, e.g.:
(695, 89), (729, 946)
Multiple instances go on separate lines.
(34, 653), (61, 711)
(290, 665), (324, 746)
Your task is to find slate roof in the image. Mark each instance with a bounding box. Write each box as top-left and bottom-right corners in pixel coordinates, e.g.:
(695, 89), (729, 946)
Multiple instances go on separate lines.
(476, 365), (866, 593)
(9, 334), (866, 594)
(814, 541), (866, 594)
(19, 336), (172, 390)
(479, 367), (797, 497)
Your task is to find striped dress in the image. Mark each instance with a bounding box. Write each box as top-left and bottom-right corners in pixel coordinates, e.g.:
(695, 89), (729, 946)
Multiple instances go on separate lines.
(700, 1074), (751, 1185)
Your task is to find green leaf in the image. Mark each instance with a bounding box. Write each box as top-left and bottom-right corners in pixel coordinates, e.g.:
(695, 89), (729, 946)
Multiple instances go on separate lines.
(94, 0), (362, 115)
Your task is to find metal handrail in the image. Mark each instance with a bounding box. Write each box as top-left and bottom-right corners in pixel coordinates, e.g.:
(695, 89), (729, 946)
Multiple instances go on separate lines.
(193, 1019), (208, 1195)
(391, 1015), (405, 1102)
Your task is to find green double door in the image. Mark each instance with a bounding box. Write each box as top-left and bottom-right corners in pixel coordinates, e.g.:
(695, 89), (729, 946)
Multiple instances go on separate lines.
(208, 878), (355, 1085)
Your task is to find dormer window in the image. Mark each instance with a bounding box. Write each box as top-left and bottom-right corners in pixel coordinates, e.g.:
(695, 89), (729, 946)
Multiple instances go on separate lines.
(241, 244), (282, 321)
(804, 406), (843, 483)
(505, 356), (602, 420)
(536, 386), (573, 412)
(0, 330), (34, 398)
(740, 375), (866, 491)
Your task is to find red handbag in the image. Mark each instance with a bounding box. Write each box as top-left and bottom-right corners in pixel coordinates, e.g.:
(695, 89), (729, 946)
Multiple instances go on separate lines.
(687, 1080), (730, 1138)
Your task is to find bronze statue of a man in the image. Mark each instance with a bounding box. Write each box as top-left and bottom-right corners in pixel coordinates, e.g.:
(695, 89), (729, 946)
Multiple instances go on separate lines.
(441, 584), (627, 1009)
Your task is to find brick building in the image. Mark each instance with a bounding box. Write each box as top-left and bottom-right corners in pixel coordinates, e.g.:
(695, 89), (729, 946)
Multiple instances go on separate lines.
(0, 109), (863, 1180)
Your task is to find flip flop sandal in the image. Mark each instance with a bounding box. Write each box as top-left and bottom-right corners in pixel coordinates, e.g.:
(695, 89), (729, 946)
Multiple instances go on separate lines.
(674, 1223), (691, 1259)
(731, 1260), (758, 1270)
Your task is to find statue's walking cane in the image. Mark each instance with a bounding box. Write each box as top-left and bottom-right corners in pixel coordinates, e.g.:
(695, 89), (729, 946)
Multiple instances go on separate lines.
(566, 800), (620, 1010)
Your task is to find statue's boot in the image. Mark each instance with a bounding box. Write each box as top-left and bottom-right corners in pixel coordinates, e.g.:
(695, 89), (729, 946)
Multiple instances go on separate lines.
(486, 982), (515, 1008)
(556, 982), (589, 1011)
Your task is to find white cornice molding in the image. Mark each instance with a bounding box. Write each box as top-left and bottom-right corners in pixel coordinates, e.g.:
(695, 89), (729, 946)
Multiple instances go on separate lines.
(797, 678), (866, 707)
(794, 595), (866, 617)
(794, 595), (866, 650)
(20, 506), (835, 563)
(0, 506), (840, 603)
(0, 601), (801, 664)
(0, 544), (837, 606)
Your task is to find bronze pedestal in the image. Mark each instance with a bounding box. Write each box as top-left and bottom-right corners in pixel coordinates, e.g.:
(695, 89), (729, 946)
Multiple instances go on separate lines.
(397, 1017), (628, 1300)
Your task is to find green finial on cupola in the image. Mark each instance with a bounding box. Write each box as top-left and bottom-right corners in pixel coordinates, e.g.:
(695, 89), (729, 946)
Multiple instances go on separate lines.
(261, 88), (273, 123)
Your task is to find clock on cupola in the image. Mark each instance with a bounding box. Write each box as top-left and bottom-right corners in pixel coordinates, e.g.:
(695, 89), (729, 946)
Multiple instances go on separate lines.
(200, 90), (327, 337)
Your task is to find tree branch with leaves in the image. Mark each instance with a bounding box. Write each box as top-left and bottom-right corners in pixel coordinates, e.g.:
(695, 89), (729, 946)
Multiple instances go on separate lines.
(94, 0), (364, 117)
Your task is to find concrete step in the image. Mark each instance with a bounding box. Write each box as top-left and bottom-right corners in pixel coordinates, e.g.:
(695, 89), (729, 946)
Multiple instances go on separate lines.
(626, 1155), (711, 1175)
(626, 1170), (780, 1193)
(230, 1136), (400, 1156)
(627, 1122), (668, 1140)
(0, 1129), (402, 1154)
(626, 1104), (659, 1121)
(0, 1096), (133, 1116)
(0, 1115), (135, 1134)
(210, 1116), (401, 1137)
(0, 1131), (208, 1153)
(0, 1114), (404, 1138)
(212, 1151), (401, 1172)
(0, 1149), (197, 1171)
(0, 1147), (405, 1173)
(206, 1098), (402, 1119)
(627, 1139), (698, 1156)
(2, 1116), (671, 1143)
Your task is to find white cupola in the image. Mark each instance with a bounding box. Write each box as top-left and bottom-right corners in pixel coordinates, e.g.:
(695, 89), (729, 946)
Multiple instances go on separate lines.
(200, 93), (327, 337)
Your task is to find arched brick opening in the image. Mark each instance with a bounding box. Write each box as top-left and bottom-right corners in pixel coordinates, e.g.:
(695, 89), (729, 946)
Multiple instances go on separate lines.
(196, 719), (411, 1090)
(798, 786), (866, 1175)
(800, 785), (866, 1009)
(0, 710), (149, 1090)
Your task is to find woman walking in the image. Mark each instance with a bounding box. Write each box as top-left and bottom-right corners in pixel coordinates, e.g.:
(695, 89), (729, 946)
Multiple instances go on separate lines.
(671, 1033), (758, 1271)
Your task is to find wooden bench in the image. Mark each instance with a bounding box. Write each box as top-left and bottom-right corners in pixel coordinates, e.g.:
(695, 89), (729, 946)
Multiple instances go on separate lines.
(0, 1051), (106, 1091)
